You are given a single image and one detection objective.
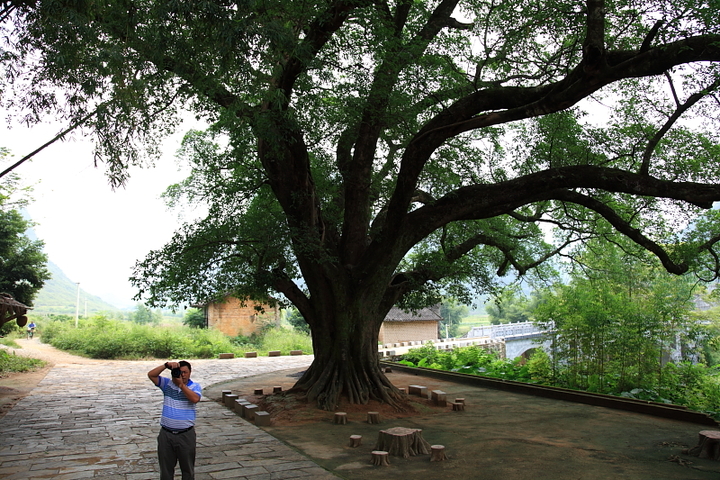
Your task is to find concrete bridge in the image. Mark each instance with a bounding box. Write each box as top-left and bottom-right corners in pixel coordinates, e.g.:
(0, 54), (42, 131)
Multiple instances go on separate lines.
(377, 321), (553, 360)
(464, 321), (553, 360)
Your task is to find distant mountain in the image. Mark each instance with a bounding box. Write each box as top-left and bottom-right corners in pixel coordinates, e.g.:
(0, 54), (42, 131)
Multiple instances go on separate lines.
(32, 261), (120, 315)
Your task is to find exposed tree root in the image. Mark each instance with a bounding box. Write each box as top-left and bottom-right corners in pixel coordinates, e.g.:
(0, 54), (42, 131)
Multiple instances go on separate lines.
(290, 357), (407, 411)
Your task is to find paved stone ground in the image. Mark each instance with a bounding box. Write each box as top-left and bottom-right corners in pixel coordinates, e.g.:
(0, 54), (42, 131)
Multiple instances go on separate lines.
(0, 354), (341, 480)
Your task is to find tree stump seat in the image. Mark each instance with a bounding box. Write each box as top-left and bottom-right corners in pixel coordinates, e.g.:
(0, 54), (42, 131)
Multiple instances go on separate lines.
(374, 426), (431, 458)
(367, 411), (381, 424)
(687, 430), (720, 460)
(451, 402), (465, 411)
(408, 385), (427, 397)
(223, 394), (238, 408)
(431, 390), (447, 407)
(254, 411), (271, 426)
(430, 445), (448, 462)
(234, 399), (250, 415)
(272, 386), (282, 393)
(254, 388), (264, 395)
(349, 435), (362, 448)
(334, 412), (348, 424)
(243, 404), (259, 421)
(371, 450), (390, 466)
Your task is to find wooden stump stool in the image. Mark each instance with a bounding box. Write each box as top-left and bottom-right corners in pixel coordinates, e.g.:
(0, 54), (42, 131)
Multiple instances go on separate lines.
(334, 412), (348, 425)
(687, 430), (720, 460)
(374, 427), (431, 458)
(254, 388), (264, 395)
(349, 435), (362, 448)
(430, 445), (448, 462)
(455, 397), (465, 404)
(408, 385), (428, 397)
(367, 412), (381, 424)
(254, 411), (271, 426)
(398, 387), (406, 394)
(221, 390), (232, 400)
(371, 451), (390, 466)
(234, 399), (250, 416)
(384, 366), (392, 373)
(272, 386), (282, 393)
(452, 402), (465, 411)
(431, 390), (447, 407)
(224, 394), (238, 408)
(243, 404), (259, 421)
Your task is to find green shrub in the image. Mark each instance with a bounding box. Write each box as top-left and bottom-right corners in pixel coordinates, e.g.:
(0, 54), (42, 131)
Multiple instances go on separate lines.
(0, 350), (45, 373)
(40, 317), (313, 360)
(260, 326), (313, 354)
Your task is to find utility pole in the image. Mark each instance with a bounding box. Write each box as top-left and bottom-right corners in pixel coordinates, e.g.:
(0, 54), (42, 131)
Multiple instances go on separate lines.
(75, 282), (80, 328)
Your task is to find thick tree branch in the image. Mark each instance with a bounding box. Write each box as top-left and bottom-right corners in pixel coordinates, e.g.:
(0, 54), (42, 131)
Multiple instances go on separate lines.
(380, 35), (720, 254)
(583, 0), (606, 73)
(552, 190), (687, 273)
(399, 165), (720, 258)
(340, 0), (463, 265)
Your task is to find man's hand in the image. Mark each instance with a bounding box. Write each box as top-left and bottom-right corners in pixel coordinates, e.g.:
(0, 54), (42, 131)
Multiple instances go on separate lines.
(148, 360), (177, 386)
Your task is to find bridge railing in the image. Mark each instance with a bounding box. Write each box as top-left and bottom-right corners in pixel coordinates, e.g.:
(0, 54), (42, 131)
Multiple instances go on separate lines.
(465, 321), (552, 339)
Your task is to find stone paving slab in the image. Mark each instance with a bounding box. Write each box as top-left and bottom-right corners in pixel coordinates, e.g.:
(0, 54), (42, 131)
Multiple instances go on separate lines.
(0, 355), (341, 479)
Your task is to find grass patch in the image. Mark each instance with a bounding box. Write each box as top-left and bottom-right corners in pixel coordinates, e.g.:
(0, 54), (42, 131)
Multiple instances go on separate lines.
(0, 350), (46, 374)
(0, 336), (21, 349)
(462, 314), (491, 325)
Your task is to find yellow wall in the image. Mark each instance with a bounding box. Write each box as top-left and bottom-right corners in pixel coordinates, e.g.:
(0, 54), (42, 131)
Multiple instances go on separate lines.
(206, 297), (279, 337)
(378, 321), (438, 344)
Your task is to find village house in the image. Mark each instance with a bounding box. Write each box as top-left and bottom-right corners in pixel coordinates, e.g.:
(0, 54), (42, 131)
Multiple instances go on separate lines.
(378, 306), (442, 344)
(201, 296), (280, 337)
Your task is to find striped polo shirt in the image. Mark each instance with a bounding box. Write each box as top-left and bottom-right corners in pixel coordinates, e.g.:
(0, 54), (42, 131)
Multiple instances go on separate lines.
(157, 376), (202, 430)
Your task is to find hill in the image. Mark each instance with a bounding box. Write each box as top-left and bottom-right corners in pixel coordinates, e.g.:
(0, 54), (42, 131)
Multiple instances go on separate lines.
(31, 261), (121, 315)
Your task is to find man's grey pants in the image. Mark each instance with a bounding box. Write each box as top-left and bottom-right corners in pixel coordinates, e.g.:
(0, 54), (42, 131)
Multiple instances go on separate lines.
(158, 427), (196, 480)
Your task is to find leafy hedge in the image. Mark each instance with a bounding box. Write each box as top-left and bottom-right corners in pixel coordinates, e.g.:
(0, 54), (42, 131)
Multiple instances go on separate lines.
(398, 343), (720, 417)
(41, 316), (312, 359)
(399, 343), (551, 383)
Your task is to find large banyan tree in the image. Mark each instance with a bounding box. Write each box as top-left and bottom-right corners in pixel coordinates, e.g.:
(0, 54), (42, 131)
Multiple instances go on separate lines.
(2, 0), (720, 409)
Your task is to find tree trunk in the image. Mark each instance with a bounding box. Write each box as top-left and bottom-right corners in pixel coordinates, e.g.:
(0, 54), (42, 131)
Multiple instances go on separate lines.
(289, 305), (404, 411)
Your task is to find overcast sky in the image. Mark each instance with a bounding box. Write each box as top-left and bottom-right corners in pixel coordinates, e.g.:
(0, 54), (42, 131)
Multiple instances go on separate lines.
(2, 119), (203, 309)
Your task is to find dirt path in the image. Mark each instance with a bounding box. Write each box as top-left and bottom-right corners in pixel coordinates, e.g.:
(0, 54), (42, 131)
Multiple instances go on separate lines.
(0, 338), (98, 418)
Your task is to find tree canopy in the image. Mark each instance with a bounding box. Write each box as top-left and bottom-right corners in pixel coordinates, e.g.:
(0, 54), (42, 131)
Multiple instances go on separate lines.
(3, 0), (720, 409)
(0, 148), (50, 307)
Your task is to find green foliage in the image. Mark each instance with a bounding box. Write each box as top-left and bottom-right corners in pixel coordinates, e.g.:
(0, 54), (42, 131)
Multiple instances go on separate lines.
(260, 326), (313, 354)
(182, 308), (206, 329)
(534, 240), (696, 393)
(0, 151), (50, 307)
(41, 316), (311, 359)
(0, 350), (45, 373)
(439, 299), (469, 337)
(285, 308), (310, 334)
(129, 303), (162, 325)
(400, 344), (536, 382)
(486, 287), (535, 325)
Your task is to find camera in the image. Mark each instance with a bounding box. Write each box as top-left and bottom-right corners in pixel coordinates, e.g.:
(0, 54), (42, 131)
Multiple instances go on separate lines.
(171, 367), (182, 378)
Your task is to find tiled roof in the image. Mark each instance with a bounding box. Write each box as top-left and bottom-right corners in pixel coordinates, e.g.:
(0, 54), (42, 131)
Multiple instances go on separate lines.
(0, 293), (30, 309)
(384, 306), (442, 322)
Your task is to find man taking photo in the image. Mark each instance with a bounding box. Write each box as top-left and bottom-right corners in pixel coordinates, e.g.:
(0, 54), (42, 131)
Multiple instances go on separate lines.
(148, 360), (202, 480)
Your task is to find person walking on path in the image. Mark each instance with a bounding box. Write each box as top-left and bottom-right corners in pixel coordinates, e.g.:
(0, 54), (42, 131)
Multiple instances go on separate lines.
(148, 360), (202, 480)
